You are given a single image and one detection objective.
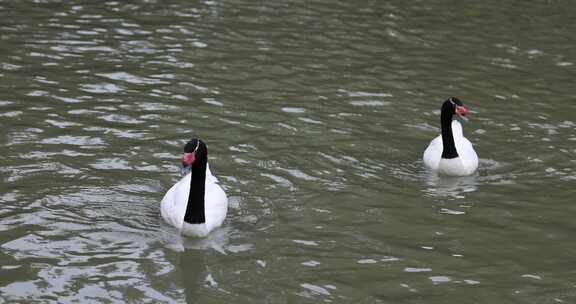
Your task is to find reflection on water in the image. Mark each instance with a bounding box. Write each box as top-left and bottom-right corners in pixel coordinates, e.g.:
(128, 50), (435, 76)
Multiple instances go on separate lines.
(160, 225), (232, 254)
(423, 170), (478, 199)
(1, 0), (576, 303)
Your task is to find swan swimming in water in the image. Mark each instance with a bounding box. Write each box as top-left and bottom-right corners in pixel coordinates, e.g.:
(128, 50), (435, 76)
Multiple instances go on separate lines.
(160, 138), (228, 237)
(423, 97), (479, 176)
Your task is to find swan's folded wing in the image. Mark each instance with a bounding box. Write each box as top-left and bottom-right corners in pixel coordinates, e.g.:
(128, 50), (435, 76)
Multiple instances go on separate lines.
(423, 135), (442, 170)
(160, 183), (179, 228)
(160, 176), (190, 229)
(204, 183), (228, 232)
(457, 138), (479, 172)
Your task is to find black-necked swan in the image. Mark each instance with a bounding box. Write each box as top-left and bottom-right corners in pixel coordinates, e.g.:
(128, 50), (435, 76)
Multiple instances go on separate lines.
(161, 138), (228, 237)
(423, 97), (478, 176)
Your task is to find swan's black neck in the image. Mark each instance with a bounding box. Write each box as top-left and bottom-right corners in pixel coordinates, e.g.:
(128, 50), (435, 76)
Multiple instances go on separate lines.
(184, 142), (207, 224)
(441, 102), (458, 159)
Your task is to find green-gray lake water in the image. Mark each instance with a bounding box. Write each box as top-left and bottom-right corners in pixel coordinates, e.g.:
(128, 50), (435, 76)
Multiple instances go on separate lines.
(1, 0), (575, 303)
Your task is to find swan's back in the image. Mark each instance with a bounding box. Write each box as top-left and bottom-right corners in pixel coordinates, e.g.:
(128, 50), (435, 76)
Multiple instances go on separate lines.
(160, 165), (228, 236)
(423, 120), (478, 175)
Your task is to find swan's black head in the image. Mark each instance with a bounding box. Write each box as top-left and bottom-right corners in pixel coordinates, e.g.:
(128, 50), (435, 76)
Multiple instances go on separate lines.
(442, 97), (469, 121)
(181, 138), (208, 176)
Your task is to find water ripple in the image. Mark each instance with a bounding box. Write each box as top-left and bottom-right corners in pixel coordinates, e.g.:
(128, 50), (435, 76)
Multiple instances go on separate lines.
(1, 0), (575, 302)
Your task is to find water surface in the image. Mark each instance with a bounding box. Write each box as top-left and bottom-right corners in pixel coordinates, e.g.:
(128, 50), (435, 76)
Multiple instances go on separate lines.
(1, 0), (576, 303)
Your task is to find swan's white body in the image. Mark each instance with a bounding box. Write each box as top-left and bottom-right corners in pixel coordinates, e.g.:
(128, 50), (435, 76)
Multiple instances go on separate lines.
(423, 120), (478, 176)
(160, 164), (228, 237)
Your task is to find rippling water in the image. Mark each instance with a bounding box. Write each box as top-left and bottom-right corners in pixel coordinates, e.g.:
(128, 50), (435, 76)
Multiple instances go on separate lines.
(1, 0), (575, 303)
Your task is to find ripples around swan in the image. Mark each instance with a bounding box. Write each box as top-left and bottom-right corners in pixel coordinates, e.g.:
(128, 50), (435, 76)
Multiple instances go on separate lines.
(1, 0), (576, 303)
